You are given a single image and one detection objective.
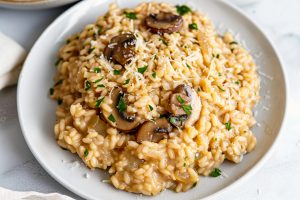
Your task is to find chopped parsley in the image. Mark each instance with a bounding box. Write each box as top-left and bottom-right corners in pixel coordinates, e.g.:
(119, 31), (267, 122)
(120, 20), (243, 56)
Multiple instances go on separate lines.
(183, 162), (186, 167)
(108, 114), (116, 122)
(138, 65), (148, 74)
(209, 168), (222, 177)
(124, 11), (137, 19)
(218, 72), (222, 76)
(169, 117), (177, 124)
(192, 182), (197, 188)
(152, 72), (156, 78)
(97, 84), (105, 88)
(113, 69), (121, 75)
(88, 47), (95, 54)
(235, 81), (240, 85)
(218, 86), (225, 92)
(176, 5), (192, 15)
(66, 39), (70, 44)
(54, 79), (63, 86)
(159, 38), (168, 46)
(216, 54), (220, 59)
(149, 105), (153, 111)
(186, 64), (191, 69)
(93, 78), (103, 84)
(225, 122), (232, 131)
(124, 79), (130, 85)
(189, 23), (198, 30)
(95, 97), (104, 108)
(49, 88), (54, 95)
(154, 55), (158, 60)
(182, 105), (192, 115)
(117, 96), (127, 113)
(55, 58), (62, 66)
(96, 25), (102, 35)
(229, 41), (238, 45)
(176, 95), (185, 104)
(85, 81), (91, 91)
(94, 67), (101, 73)
(57, 98), (63, 105)
(84, 149), (89, 157)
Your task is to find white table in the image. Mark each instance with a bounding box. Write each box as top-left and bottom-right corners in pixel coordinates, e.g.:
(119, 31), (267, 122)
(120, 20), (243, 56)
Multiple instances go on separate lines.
(0, 0), (299, 199)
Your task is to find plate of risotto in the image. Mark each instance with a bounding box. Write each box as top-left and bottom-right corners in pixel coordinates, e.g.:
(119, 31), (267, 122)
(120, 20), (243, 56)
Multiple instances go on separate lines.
(17, 0), (287, 199)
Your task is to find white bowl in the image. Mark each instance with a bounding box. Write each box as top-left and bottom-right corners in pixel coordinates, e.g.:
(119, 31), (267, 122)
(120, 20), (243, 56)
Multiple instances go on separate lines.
(0, 0), (79, 10)
(17, 0), (287, 199)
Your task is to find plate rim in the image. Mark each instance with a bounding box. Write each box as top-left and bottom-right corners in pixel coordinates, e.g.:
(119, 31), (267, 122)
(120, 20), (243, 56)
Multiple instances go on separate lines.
(17, 0), (288, 199)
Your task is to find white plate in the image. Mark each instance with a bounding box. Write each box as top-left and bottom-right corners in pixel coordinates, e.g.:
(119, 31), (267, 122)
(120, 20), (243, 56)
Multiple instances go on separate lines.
(17, 0), (287, 199)
(0, 0), (79, 10)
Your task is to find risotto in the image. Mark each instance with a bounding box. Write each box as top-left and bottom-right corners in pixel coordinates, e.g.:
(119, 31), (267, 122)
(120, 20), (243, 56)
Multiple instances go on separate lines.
(50, 2), (260, 195)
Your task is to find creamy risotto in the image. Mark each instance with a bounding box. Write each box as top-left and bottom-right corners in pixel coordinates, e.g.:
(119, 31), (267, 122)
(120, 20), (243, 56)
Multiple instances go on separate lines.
(50, 2), (260, 195)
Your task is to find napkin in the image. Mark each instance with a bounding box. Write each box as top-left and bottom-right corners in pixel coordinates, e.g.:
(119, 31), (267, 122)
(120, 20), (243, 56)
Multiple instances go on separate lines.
(0, 187), (75, 200)
(0, 32), (27, 90)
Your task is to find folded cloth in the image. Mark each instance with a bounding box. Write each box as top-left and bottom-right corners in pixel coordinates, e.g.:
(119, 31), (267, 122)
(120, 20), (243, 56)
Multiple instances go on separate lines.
(0, 32), (27, 90)
(0, 187), (75, 200)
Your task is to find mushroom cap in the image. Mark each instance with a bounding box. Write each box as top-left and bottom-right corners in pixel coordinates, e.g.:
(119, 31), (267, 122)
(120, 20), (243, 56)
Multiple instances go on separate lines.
(145, 12), (183, 34)
(103, 87), (140, 131)
(136, 118), (172, 143)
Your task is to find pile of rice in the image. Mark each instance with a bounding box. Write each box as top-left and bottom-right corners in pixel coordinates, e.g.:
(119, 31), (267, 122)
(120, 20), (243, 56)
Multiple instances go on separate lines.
(51, 2), (260, 195)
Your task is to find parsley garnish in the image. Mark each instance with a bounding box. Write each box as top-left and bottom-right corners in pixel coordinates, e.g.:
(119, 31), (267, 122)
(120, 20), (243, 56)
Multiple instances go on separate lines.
(93, 78), (103, 84)
(225, 122), (232, 131)
(97, 84), (105, 88)
(209, 168), (222, 177)
(138, 65), (148, 74)
(176, 95), (185, 104)
(117, 96), (127, 113)
(216, 54), (220, 59)
(218, 86), (225, 92)
(159, 38), (168, 46)
(124, 11), (137, 19)
(57, 98), (63, 105)
(88, 47), (95, 54)
(189, 23), (198, 30)
(113, 69), (121, 75)
(176, 5), (192, 15)
(85, 81), (91, 91)
(55, 58), (62, 66)
(66, 39), (70, 44)
(49, 88), (54, 95)
(94, 67), (101, 73)
(192, 182), (197, 188)
(149, 105), (153, 111)
(229, 41), (238, 45)
(108, 114), (116, 122)
(95, 97), (104, 108)
(218, 72), (222, 76)
(186, 64), (191, 69)
(182, 105), (192, 115)
(84, 149), (89, 157)
(54, 79), (63, 86)
(169, 117), (177, 124)
(235, 81), (239, 85)
(152, 72), (156, 78)
(124, 79), (130, 85)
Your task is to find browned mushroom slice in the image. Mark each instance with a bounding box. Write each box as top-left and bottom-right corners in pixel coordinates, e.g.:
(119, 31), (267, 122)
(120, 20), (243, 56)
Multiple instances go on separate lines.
(103, 33), (136, 65)
(103, 88), (139, 131)
(145, 12), (183, 34)
(87, 115), (108, 136)
(136, 118), (172, 143)
(168, 84), (201, 127)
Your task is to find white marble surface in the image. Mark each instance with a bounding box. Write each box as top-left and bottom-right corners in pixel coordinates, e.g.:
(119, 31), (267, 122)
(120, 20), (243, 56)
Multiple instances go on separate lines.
(0, 0), (299, 199)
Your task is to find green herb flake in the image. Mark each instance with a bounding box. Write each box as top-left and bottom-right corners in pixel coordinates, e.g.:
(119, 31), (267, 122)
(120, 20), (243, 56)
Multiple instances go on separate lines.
(49, 88), (54, 95)
(218, 86), (225, 92)
(113, 69), (121, 75)
(66, 39), (70, 44)
(88, 47), (95, 54)
(235, 81), (240, 85)
(138, 65), (148, 74)
(124, 79), (130, 85)
(186, 64), (191, 69)
(154, 55), (158, 60)
(95, 97), (104, 108)
(117, 96), (127, 113)
(225, 122), (232, 131)
(218, 72), (222, 76)
(94, 67), (101, 73)
(85, 81), (91, 91)
(97, 84), (105, 88)
(214, 137), (217, 142)
(159, 38), (168, 46)
(216, 54), (220, 59)
(84, 149), (89, 157)
(192, 182), (197, 188)
(176, 5), (192, 15)
(149, 105), (153, 111)
(229, 41), (238, 45)
(55, 58), (62, 66)
(54, 79), (63, 86)
(96, 25), (102, 35)
(93, 78), (103, 84)
(57, 98), (63, 105)
(209, 168), (222, 177)
(169, 117), (177, 124)
(182, 105), (192, 115)
(108, 114), (116, 122)
(197, 88), (201, 92)
(183, 162), (186, 167)
(152, 72), (157, 78)
(124, 11), (137, 20)
(176, 95), (185, 104)
(189, 23), (198, 30)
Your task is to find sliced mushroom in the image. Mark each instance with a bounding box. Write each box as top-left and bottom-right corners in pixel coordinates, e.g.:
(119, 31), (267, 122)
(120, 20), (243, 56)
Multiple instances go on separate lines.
(103, 33), (136, 65)
(103, 87), (139, 131)
(168, 84), (201, 127)
(136, 118), (172, 143)
(87, 115), (108, 136)
(145, 12), (183, 34)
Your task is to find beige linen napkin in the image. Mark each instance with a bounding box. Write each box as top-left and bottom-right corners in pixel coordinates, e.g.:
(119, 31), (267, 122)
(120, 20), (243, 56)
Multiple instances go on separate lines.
(0, 187), (75, 200)
(0, 32), (27, 90)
